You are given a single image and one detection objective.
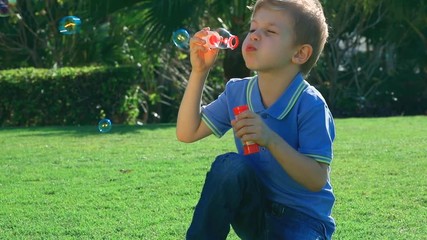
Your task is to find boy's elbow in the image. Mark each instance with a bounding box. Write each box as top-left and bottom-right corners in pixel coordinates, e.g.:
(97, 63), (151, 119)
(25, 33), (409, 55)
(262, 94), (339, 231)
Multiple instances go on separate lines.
(307, 184), (324, 192)
(176, 135), (192, 143)
(305, 163), (329, 192)
(306, 178), (328, 192)
(176, 131), (195, 143)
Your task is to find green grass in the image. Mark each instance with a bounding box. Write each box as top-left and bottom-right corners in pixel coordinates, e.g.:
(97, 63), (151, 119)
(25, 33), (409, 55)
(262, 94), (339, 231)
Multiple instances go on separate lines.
(0, 116), (426, 239)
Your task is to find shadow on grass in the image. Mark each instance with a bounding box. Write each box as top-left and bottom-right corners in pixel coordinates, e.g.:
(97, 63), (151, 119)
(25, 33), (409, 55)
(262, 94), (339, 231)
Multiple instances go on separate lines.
(0, 123), (176, 137)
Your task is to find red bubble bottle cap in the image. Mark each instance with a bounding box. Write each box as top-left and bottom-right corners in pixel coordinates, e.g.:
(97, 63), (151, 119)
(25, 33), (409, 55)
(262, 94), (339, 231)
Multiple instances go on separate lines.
(233, 105), (249, 116)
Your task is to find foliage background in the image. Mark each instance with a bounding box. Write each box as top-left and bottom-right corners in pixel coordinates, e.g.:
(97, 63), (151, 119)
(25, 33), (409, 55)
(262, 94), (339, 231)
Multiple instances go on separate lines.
(0, 0), (426, 125)
(0, 66), (142, 126)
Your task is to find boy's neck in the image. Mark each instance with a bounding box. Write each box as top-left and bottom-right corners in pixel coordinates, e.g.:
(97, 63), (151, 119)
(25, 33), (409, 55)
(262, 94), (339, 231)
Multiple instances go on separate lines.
(257, 68), (300, 108)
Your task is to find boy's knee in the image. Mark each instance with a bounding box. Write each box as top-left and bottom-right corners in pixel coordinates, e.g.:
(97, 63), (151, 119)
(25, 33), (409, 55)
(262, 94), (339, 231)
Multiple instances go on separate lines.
(208, 152), (253, 185)
(211, 152), (246, 171)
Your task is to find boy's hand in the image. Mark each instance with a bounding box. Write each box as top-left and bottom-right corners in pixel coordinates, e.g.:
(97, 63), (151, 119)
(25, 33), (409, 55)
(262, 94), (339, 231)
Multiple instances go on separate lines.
(231, 110), (275, 147)
(190, 27), (219, 73)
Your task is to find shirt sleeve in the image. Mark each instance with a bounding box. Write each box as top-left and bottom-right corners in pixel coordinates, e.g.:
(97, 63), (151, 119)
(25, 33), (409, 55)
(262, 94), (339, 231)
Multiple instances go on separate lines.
(298, 103), (335, 164)
(201, 91), (232, 138)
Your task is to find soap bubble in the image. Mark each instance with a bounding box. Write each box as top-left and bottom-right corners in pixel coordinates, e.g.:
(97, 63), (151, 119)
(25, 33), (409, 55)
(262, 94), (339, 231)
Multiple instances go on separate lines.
(0, 0), (10, 17)
(0, 0), (17, 17)
(98, 119), (112, 133)
(58, 16), (81, 35)
(172, 28), (190, 51)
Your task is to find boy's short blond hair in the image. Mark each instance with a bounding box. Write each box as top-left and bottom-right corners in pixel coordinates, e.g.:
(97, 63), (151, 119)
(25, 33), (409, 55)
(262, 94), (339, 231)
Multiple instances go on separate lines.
(250, 0), (328, 76)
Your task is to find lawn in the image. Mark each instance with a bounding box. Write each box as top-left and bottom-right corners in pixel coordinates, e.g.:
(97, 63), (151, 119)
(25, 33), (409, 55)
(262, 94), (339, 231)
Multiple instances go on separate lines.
(0, 116), (426, 239)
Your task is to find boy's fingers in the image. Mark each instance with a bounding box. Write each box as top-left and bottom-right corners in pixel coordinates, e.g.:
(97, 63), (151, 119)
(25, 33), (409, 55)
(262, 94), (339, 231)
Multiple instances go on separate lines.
(235, 110), (253, 120)
(194, 29), (209, 38)
(234, 119), (254, 134)
(190, 37), (206, 47)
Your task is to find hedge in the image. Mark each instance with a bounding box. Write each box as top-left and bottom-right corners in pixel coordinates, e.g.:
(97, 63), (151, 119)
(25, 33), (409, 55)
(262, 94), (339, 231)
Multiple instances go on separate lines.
(0, 66), (141, 127)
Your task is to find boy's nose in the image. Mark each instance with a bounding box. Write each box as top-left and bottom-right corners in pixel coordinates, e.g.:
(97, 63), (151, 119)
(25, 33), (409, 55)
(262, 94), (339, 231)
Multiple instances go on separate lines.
(249, 31), (260, 41)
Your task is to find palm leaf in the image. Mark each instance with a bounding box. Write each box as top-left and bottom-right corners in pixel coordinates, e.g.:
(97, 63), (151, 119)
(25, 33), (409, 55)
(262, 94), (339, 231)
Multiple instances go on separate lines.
(115, 0), (205, 50)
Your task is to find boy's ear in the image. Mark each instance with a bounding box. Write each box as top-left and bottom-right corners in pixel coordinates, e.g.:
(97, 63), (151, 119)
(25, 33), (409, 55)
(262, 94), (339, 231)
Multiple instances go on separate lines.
(292, 44), (313, 65)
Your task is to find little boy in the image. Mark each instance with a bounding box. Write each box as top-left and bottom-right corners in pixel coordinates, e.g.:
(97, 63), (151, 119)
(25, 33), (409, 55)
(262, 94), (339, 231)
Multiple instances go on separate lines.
(176, 0), (335, 239)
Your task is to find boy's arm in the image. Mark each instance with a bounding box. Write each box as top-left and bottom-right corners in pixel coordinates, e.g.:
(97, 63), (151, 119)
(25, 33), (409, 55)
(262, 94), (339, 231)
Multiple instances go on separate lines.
(266, 132), (329, 192)
(176, 28), (219, 143)
(232, 108), (332, 192)
(176, 70), (213, 143)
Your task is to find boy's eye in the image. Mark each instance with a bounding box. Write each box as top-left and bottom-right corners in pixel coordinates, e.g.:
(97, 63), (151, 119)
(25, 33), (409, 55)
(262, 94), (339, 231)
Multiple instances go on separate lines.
(248, 29), (277, 35)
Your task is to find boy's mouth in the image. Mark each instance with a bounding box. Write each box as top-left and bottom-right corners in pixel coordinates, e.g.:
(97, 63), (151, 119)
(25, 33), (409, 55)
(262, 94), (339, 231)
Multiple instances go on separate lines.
(245, 44), (257, 52)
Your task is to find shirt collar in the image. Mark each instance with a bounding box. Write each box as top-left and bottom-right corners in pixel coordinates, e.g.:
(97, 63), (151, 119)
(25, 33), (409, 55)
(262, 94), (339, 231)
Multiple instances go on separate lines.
(247, 73), (309, 120)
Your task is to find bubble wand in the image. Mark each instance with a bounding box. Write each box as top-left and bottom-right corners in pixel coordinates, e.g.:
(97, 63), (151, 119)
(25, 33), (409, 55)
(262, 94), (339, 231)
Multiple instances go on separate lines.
(172, 28), (239, 51)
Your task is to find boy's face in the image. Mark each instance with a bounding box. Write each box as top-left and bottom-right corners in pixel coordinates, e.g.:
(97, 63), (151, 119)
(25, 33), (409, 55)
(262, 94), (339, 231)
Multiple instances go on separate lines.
(242, 7), (298, 72)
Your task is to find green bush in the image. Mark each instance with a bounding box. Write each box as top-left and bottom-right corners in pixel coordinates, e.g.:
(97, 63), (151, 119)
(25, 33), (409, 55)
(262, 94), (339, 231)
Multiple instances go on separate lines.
(0, 66), (142, 127)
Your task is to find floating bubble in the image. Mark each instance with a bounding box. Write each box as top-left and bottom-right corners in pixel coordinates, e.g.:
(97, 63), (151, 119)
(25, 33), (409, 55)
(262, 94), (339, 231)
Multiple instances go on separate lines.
(58, 16), (81, 35)
(0, 0), (10, 17)
(172, 28), (190, 51)
(98, 119), (112, 133)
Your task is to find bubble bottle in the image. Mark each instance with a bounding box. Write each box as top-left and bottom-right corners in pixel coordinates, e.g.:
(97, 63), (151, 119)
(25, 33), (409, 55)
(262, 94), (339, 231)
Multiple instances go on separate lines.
(233, 105), (260, 155)
(202, 28), (239, 50)
(172, 27), (239, 50)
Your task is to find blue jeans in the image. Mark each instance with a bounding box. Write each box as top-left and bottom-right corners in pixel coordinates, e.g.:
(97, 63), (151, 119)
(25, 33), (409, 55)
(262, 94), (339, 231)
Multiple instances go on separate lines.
(186, 152), (330, 240)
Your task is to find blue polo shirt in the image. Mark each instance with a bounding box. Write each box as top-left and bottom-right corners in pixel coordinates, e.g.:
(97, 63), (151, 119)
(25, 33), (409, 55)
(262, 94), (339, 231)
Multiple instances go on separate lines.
(201, 73), (336, 231)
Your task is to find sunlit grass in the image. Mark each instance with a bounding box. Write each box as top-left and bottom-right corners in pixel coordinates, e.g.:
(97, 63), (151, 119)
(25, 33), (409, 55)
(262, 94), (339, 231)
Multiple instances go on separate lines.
(0, 116), (426, 239)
